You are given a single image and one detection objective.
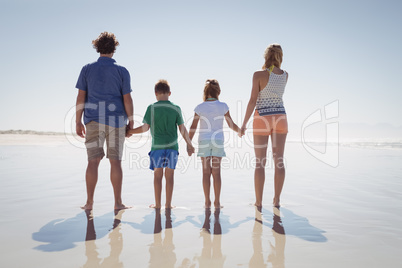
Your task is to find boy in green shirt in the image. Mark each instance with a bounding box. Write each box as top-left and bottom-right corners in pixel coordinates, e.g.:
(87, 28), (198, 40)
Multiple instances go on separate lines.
(128, 79), (195, 208)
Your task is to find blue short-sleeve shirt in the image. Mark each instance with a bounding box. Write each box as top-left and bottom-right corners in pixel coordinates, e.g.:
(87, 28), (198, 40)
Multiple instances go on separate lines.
(76, 57), (132, 128)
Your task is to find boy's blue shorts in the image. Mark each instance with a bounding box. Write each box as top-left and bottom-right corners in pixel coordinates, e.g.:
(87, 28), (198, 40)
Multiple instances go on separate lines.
(149, 149), (179, 170)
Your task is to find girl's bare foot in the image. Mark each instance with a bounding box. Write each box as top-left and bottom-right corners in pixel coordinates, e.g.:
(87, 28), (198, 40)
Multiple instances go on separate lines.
(115, 204), (132, 210)
(214, 202), (223, 208)
(81, 203), (93, 210)
(149, 204), (161, 209)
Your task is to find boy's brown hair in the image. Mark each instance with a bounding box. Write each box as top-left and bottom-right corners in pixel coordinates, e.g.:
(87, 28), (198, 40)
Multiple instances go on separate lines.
(155, 79), (171, 94)
(92, 32), (119, 54)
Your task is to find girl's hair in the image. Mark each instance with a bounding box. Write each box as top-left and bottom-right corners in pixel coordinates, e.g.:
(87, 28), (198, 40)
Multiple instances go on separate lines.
(203, 79), (221, 101)
(262, 44), (283, 69)
(92, 32), (119, 54)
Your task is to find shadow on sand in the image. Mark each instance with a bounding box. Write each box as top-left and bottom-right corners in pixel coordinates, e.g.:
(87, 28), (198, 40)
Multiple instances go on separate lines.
(261, 207), (327, 242)
(32, 210), (116, 252)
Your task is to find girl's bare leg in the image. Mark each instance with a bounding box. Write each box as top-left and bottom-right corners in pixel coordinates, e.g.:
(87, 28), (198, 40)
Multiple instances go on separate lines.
(201, 157), (212, 208)
(271, 133), (287, 207)
(211, 156), (222, 208)
(253, 135), (269, 208)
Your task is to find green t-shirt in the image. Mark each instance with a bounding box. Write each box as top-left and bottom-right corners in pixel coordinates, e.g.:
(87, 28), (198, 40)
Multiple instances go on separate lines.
(143, 100), (184, 151)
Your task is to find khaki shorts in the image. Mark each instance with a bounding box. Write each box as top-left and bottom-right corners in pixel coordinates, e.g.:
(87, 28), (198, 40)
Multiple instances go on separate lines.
(253, 110), (288, 136)
(85, 121), (126, 161)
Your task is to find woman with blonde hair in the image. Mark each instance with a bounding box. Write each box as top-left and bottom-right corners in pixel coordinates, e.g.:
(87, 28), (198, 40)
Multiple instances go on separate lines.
(240, 44), (289, 208)
(189, 79), (241, 208)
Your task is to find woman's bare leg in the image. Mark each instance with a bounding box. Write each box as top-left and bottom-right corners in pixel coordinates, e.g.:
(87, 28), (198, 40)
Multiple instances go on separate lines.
(271, 133), (287, 207)
(253, 135), (269, 208)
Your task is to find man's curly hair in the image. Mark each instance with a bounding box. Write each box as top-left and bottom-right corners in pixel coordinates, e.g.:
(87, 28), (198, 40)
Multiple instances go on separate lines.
(92, 32), (119, 54)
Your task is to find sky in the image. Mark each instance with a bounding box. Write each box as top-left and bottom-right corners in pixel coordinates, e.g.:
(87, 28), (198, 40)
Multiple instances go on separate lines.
(1, 0), (401, 134)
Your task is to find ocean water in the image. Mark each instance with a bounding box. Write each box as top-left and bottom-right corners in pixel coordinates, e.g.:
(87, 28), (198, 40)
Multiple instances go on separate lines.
(0, 134), (401, 267)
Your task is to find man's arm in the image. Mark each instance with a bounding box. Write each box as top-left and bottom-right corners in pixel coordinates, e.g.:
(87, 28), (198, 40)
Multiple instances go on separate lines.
(178, 124), (195, 156)
(76, 89), (86, 138)
(123, 93), (134, 137)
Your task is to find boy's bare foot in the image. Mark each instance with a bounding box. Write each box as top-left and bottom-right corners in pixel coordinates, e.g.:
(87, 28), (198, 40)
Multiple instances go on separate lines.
(149, 204), (161, 209)
(81, 203), (93, 210)
(114, 204), (132, 210)
(214, 202), (223, 208)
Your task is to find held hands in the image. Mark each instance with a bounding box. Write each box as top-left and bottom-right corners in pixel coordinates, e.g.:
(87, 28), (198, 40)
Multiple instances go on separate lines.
(125, 121), (134, 138)
(238, 126), (247, 138)
(76, 122), (86, 138)
(187, 143), (195, 156)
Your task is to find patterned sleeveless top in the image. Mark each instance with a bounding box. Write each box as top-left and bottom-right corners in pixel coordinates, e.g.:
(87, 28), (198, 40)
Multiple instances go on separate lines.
(255, 68), (287, 116)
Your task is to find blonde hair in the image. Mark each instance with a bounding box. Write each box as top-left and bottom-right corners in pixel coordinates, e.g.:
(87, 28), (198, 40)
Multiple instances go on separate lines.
(203, 79), (221, 101)
(262, 44), (283, 69)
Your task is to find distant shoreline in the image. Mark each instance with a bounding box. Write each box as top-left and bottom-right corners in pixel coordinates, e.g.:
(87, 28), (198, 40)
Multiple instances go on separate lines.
(1, 130), (402, 150)
(0, 130), (66, 136)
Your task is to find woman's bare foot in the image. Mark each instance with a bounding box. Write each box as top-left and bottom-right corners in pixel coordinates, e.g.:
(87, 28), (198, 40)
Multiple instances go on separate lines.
(273, 197), (280, 208)
(204, 200), (212, 208)
(115, 204), (132, 210)
(81, 203), (93, 210)
(165, 204), (176, 209)
(149, 204), (161, 209)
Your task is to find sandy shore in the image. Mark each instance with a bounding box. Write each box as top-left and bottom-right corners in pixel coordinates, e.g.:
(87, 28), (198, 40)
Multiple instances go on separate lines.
(0, 134), (401, 267)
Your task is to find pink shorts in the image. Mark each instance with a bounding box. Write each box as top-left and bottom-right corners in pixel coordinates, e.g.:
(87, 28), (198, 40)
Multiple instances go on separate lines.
(253, 110), (288, 136)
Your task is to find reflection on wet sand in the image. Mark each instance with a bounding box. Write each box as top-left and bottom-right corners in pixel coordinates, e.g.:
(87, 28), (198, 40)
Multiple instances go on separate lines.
(196, 209), (226, 268)
(83, 209), (124, 268)
(149, 208), (176, 268)
(249, 207), (286, 268)
(32, 206), (326, 267)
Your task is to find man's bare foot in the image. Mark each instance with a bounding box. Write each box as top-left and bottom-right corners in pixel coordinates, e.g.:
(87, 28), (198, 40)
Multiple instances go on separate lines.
(114, 204), (132, 210)
(254, 203), (262, 212)
(81, 203), (93, 210)
(149, 204), (161, 209)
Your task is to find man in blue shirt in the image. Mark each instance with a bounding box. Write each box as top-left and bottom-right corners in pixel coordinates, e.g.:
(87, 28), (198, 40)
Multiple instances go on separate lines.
(75, 32), (133, 210)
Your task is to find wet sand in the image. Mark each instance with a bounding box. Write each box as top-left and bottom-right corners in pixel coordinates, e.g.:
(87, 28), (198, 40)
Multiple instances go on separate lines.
(0, 134), (401, 267)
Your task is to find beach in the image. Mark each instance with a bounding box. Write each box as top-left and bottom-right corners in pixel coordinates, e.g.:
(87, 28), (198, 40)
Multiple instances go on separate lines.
(0, 133), (401, 267)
